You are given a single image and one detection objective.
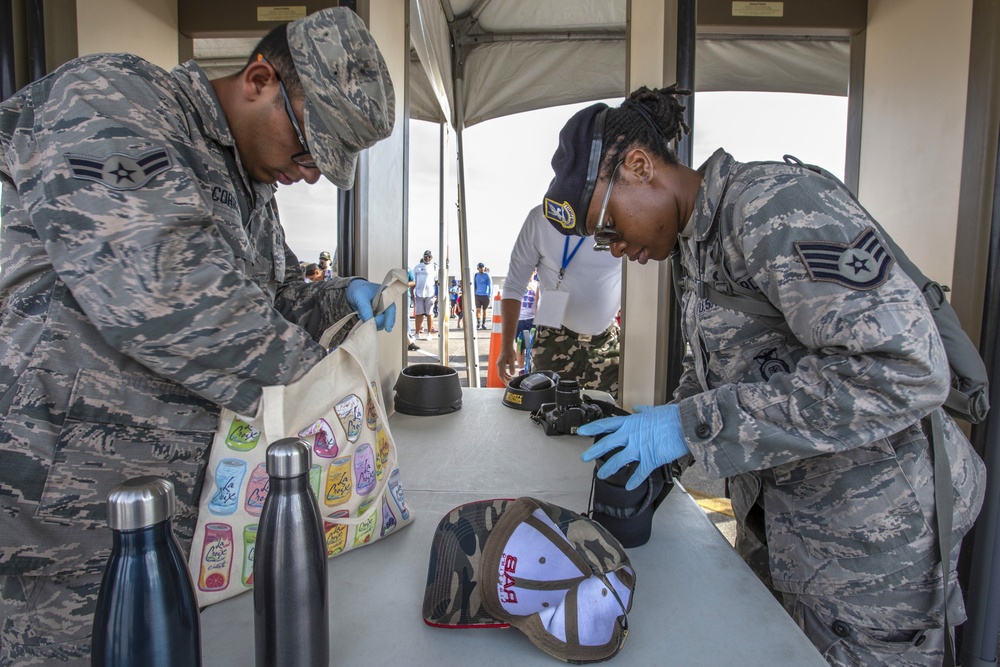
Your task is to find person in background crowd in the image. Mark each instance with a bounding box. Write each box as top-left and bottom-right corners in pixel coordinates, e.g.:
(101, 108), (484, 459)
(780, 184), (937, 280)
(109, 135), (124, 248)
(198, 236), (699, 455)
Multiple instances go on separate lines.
(515, 271), (538, 370)
(0, 8), (396, 663)
(304, 263), (324, 282)
(412, 249), (437, 339)
(497, 204), (622, 397)
(544, 85), (986, 667)
(473, 262), (493, 330)
(319, 250), (335, 279)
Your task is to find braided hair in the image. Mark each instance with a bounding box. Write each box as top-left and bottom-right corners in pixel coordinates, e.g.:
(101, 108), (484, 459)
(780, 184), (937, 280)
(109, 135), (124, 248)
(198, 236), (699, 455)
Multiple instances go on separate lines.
(242, 23), (304, 100)
(600, 85), (691, 179)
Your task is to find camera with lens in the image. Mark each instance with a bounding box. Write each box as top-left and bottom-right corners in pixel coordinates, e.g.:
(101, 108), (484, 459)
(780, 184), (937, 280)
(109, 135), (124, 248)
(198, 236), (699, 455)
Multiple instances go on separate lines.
(530, 378), (605, 436)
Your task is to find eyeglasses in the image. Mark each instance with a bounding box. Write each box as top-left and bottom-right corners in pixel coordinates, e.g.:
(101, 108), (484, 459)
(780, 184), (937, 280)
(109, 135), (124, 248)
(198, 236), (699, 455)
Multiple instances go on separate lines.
(258, 55), (317, 170)
(592, 160), (624, 251)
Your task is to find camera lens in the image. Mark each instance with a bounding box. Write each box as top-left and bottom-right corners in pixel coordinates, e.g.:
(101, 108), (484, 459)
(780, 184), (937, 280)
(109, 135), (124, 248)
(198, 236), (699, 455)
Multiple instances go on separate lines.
(555, 379), (583, 409)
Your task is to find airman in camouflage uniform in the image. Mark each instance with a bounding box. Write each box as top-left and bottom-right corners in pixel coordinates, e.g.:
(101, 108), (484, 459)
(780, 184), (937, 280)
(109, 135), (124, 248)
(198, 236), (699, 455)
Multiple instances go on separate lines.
(543, 87), (986, 666)
(0, 8), (395, 664)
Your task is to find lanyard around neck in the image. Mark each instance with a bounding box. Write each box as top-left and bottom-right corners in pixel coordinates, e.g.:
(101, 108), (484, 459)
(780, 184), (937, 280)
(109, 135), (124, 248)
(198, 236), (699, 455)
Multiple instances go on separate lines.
(559, 237), (585, 281)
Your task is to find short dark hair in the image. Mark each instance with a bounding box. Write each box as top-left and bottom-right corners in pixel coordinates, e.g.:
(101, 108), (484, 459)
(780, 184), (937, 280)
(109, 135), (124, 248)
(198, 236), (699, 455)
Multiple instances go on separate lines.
(600, 84), (690, 180)
(243, 23), (304, 100)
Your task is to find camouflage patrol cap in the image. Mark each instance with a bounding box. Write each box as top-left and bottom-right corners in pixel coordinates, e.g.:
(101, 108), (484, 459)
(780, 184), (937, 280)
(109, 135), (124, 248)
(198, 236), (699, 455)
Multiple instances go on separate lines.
(423, 497), (635, 663)
(287, 8), (395, 189)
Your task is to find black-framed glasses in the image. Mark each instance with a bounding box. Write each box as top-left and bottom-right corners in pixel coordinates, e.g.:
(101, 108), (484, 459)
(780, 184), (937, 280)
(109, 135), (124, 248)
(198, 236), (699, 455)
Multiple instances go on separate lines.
(258, 55), (317, 170)
(593, 160), (624, 251)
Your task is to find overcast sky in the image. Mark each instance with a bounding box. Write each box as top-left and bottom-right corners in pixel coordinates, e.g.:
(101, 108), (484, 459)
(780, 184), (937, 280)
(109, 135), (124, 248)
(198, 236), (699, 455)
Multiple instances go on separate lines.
(278, 91), (848, 277)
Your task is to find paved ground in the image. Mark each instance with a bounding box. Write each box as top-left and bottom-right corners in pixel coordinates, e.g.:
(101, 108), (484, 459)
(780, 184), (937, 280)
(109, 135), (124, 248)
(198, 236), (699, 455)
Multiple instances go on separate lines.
(404, 310), (737, 547)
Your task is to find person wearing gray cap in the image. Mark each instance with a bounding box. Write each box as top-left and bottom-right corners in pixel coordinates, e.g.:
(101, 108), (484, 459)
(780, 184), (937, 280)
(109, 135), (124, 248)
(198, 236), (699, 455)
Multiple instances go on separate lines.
(0, 7), (394, 663)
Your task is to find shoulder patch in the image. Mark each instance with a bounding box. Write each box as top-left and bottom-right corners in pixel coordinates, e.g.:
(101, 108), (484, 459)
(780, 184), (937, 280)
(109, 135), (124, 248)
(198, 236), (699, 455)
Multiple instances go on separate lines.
(543, 198), (576, 230)
(64, 148), (171, 190)
(794, 227), (894, 291)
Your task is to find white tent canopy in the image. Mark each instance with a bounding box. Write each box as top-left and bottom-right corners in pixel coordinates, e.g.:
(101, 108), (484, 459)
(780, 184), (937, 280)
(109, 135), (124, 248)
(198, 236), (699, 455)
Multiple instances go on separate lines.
(407, 0), (850, 128)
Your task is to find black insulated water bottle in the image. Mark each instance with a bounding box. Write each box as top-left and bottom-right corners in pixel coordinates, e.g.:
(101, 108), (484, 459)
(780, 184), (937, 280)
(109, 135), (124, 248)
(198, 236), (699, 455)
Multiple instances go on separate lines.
(253, 438), (329, 667)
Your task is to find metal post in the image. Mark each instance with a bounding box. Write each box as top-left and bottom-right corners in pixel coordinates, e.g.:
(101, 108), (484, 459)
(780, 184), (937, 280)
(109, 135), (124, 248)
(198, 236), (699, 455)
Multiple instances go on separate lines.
(25, 0), (44, 82)
(665, 0), (696, 399)
(337, 189), (355, 278)
(453, 78), (480, 386)
(1, 0), (15, 102)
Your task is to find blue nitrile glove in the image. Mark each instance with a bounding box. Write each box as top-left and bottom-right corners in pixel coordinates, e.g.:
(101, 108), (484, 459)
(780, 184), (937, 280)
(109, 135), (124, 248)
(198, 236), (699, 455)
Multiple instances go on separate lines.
(579, 404), (690, 491)
(346, 279), (396, 332)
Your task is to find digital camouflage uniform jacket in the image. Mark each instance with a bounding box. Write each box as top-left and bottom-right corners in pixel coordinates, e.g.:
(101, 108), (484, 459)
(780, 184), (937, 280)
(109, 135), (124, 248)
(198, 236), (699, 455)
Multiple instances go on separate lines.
(674, 149), (986, 625)
(0, 55), (357, 579)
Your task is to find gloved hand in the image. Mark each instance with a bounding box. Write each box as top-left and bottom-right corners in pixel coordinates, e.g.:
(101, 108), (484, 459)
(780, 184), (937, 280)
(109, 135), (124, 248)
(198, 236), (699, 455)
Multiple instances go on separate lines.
(346, 279), (396, 332)
(579, 404), (690, 491)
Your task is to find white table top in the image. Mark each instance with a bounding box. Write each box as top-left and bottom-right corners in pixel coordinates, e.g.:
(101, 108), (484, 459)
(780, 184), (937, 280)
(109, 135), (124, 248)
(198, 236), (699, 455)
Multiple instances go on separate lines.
(201, 388), (826, 666)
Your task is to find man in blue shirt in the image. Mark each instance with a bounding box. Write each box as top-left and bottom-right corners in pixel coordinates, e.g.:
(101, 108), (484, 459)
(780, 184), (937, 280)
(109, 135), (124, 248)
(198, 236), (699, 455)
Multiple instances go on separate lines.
(473, 262), (493, 330)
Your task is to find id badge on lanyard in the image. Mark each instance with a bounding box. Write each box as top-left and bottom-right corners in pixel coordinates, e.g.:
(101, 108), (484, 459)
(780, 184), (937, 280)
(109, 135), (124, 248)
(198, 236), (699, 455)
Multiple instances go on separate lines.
(534, 237), (583, 329)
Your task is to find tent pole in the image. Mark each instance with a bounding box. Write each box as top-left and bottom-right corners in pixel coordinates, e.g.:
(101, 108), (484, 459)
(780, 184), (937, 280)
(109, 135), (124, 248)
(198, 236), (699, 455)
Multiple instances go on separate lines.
(454, 77), (480, 386)
(437, 121), (450, 363)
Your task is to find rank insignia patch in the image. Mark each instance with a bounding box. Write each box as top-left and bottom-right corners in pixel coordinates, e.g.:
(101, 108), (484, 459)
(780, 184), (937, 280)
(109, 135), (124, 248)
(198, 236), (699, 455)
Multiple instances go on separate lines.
(65, 148), (171, 190)
(543, 198), (576, 230)
(794, 228), (894, 290)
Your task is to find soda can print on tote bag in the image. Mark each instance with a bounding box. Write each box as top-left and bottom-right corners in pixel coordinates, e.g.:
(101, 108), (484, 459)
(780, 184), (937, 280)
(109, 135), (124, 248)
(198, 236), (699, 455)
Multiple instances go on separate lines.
(366, 382), (379, 429)
(198, 523), (234, 591)
(324, 510), (350, 557)
(225, 417), (260, 451)
(209, 459), (247, 516)
(244, 463), (269, 517)
(354, 443), (376, 496)
(299, 418), (338, 458)
(380, 495), (397, 537)
(324, 456), (352, 508)
(241, 524), (257, 586)
(375, 427), (389, 481)
(335, 395), (363, 443)
(388, 469), (409, 521)
(353, 498), (377, 547)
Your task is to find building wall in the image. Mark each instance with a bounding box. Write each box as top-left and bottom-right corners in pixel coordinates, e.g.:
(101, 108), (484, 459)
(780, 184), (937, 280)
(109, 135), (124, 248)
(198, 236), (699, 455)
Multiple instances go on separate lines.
(858, 0), (973, 285)
(75, 0), (179, 70)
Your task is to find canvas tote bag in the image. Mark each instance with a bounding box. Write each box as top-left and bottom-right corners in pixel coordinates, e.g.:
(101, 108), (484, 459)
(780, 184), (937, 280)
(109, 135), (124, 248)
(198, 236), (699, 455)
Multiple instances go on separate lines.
(188, 269), (413, 606)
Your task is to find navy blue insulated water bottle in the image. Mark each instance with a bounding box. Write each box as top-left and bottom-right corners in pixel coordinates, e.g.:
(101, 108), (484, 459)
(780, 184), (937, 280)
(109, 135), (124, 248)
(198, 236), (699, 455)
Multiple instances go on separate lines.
(91, 476), (202, 666)
(254, 438), (329, 667)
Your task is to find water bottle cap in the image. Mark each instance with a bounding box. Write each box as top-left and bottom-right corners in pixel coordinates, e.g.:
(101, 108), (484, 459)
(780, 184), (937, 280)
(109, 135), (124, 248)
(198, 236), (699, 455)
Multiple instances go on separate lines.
(107, 476), (175, 531)
(266, 438), (312, 478)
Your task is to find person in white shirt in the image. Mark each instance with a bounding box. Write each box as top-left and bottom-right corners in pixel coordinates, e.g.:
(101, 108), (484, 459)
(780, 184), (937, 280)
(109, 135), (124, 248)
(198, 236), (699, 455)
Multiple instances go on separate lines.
(412, 249), (438, 338)
(497, 205), (622, 396)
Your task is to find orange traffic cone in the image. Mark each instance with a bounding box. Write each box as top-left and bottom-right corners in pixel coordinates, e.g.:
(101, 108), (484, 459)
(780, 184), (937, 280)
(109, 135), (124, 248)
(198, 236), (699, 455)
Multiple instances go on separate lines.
(486, 292), (505, 388)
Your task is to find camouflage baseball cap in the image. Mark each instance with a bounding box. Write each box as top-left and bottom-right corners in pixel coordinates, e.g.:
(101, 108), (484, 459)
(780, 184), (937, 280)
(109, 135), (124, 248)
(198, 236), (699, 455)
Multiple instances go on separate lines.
(423, 497), (634, 663)
(287, 8), (395, 189)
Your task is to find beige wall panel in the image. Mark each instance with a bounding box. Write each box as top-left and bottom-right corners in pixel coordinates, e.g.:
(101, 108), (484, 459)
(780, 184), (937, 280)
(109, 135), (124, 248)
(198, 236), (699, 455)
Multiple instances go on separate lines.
(76, 0), (179, 70)
(355, 0), (408, 400)
(858, 0), (972, 285)
(620, 0), (673, 409)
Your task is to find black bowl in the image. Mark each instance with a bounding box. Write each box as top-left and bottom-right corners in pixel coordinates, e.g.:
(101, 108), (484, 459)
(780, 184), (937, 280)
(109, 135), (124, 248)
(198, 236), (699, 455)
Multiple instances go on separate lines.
(393, 364), (462, 416)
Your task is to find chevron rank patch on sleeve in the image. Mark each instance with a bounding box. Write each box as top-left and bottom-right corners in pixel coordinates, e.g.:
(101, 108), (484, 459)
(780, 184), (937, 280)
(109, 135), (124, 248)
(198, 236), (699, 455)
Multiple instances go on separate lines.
(64, 148), (171, 190)
(794, 227), (895, 290)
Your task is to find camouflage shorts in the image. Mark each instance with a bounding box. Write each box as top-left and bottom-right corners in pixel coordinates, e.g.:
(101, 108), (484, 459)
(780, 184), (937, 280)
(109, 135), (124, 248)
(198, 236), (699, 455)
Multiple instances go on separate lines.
(0, 574), (99, 666)
(531, 324), (619, 398)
